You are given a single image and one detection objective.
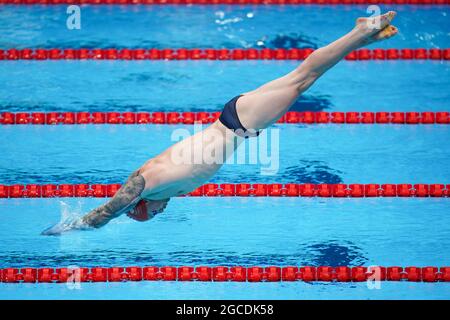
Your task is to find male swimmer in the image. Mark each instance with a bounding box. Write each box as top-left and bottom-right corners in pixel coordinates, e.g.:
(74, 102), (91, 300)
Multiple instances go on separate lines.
(42, 12), (398, 235)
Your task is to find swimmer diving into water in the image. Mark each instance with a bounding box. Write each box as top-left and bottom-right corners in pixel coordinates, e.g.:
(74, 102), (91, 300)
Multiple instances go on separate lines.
(42, 12), (398, 235)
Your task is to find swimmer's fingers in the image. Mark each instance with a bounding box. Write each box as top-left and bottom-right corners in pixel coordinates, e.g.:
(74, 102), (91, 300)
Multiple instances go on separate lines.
(41, 218), (91, 236)
(41, 224), (63, 236)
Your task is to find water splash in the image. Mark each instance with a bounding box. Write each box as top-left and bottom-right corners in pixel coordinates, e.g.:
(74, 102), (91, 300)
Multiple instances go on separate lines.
(41, 200), (92, 236)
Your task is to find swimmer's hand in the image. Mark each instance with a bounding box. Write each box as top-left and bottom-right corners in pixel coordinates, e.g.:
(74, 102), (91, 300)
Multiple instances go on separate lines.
(41, 217), (91, 236)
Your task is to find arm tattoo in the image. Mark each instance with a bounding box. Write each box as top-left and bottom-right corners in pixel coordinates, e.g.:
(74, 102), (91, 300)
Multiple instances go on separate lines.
(82, 170), (146, 228)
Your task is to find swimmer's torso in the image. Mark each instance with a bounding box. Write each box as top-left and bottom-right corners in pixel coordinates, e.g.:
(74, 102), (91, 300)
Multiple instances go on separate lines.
(140, 121), (241, 200)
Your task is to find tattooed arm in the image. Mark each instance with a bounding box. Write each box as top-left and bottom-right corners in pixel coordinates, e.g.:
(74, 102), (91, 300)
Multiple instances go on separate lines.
(41, 170), (146, 235)
(81, 170), (146, 228)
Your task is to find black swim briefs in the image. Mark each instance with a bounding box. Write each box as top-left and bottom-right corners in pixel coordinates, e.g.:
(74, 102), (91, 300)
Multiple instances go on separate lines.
(218, 95), (260, 138)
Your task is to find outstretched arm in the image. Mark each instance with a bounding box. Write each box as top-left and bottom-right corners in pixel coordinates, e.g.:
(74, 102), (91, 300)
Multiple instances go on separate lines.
(81, 170), (145, 228)
(41, 170), (146, 235)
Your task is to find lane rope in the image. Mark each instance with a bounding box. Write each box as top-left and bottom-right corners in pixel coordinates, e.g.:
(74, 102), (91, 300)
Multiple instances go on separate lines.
(2, 111), (450, 125)
(0, 48), (449, 61)
(1, 183), (449, 198)
(1, 266), (449, 283)
(0, 0), (448, 5)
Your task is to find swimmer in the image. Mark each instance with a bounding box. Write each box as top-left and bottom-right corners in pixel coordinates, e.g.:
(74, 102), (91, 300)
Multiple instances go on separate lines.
(42, 12), (398, 235)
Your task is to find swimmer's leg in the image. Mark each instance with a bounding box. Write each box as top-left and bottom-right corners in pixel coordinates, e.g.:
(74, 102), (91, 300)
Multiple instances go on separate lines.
(236, 11), (398, 131)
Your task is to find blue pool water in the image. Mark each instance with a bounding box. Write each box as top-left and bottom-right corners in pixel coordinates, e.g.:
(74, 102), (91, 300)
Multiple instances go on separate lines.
(0, 61), (449, 112)
(1, 197), (450, 299)
(0, 5), (449, 49)
(0, 5), (449, 300)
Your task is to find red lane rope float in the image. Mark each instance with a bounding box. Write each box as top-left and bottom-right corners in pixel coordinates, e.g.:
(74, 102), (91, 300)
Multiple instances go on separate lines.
(2, 111), (450, 125)
(0, 48), (449, 61)
(1, 183), (450, 198)
(0, 0), (449, 5)
(1, 266), (449, 283)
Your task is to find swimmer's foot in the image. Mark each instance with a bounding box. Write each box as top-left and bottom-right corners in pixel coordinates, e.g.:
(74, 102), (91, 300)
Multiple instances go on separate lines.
(354, 11), (398, 46)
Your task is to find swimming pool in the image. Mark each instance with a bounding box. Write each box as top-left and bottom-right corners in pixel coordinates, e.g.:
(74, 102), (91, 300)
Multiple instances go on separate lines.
(0, 3), (449, 300)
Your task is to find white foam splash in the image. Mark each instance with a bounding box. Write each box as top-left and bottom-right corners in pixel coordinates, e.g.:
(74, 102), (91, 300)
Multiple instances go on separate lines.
(41, 200), (91, 236)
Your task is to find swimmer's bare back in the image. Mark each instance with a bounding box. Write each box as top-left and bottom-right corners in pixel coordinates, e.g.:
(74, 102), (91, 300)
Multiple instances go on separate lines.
(41, 12), (398, 235)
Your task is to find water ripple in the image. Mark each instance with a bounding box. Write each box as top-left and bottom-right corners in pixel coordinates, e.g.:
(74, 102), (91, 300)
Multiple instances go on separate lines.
(0, 240), (367, 268)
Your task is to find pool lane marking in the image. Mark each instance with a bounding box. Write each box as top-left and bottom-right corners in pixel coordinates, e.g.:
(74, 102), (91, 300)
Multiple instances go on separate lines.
(0, 48), (449, 61)
(0, 266), (448, 283)
(1, 111), (450, 125)
(0, 0), (448, 6)
(1, 183), (449, 198)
